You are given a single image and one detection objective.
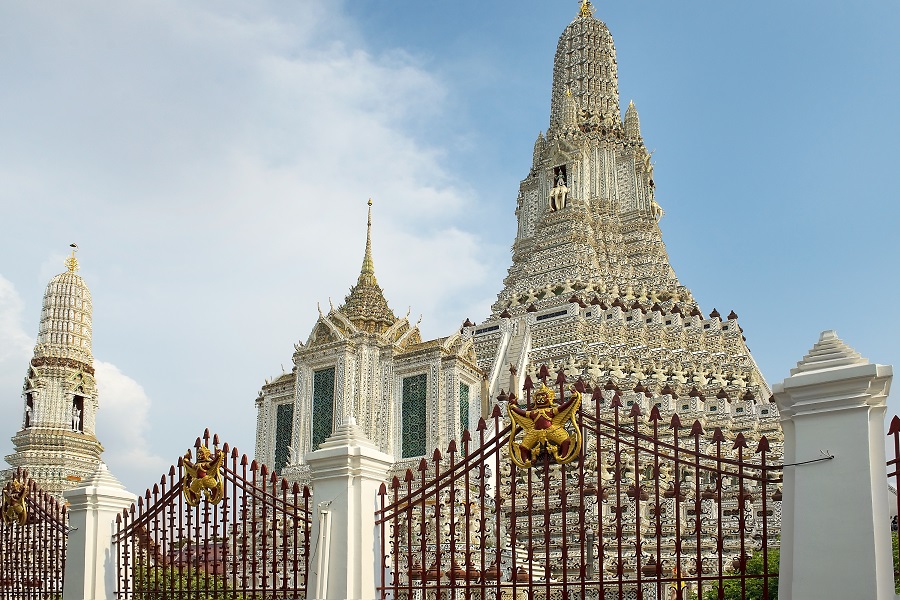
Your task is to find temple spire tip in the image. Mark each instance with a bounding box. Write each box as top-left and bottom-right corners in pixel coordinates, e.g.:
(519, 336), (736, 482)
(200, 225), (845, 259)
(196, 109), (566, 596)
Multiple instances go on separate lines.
(578, 0), (595, 18)
(360, 199), (376, 283)
(64, 243), (79, 272)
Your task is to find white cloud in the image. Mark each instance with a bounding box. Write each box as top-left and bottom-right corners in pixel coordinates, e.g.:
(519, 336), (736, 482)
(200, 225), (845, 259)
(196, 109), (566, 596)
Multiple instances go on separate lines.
(93, 361), (168, 492)
(0, 0), (496, 312)
(0, 1), (507, 475)
(0, 275), (32, 364)
(0, 275), (33, 459)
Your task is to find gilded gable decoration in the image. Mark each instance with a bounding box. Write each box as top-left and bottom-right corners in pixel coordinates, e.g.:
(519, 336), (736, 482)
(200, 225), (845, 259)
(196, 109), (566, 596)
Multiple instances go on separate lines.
(308, 321), (341, 346)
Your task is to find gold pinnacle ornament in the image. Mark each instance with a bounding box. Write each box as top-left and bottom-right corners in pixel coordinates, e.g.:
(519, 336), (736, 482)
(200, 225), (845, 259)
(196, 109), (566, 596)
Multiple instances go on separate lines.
(578, 0), (595, 18)
(64, 243), (79, 273)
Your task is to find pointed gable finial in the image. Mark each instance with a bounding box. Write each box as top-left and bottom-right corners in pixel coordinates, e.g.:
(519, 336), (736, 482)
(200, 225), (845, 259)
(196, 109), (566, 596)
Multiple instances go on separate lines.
(340, 198), (397, 333)
(65, 243), (79, 272)
(625, 100), (641, 139)
(578, 0), (595, 18)
(359, 198), (376, 285)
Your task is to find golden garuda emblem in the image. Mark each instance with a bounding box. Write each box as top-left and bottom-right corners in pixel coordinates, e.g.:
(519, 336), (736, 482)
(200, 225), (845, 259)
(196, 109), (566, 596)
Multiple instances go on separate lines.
(182, 444), (225, 506)
(508, 382), (582, 468)
(1, 479), (29, 526)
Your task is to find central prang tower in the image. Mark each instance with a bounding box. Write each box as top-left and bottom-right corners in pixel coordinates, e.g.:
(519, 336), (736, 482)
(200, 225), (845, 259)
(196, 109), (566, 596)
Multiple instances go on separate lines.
(471, 2), (778, 440)
(495, 1), (677, 313)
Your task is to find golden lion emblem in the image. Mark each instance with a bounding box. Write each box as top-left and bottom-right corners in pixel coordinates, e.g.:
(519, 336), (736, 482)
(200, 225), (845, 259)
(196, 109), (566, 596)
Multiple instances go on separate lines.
(182, 444), (225, 506)
(1, 479), (28, 526)
(508, 384), (582, 468)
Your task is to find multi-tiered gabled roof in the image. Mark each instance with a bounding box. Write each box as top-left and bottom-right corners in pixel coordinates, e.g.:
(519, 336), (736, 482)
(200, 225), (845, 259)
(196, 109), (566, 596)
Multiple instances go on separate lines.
(302, 200), (420, 350)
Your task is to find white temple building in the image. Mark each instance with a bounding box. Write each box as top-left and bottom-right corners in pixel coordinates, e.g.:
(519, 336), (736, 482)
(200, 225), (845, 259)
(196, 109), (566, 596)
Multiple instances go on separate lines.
(254, 1), (782, 477)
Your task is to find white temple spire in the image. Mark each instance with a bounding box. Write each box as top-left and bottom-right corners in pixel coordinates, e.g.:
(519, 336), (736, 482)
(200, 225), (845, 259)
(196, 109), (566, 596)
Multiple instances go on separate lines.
(5, 247), (104, 497)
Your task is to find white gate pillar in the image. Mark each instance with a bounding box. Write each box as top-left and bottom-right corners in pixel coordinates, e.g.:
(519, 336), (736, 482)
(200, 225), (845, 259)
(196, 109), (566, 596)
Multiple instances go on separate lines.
(62, 462), (135, 600)
(306, 417), (393, 600)
(774, 330), (893, 600)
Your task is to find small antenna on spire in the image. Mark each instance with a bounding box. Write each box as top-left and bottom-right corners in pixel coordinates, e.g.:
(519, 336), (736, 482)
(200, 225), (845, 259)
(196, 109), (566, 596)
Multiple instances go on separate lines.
(65, 243), (79, 272)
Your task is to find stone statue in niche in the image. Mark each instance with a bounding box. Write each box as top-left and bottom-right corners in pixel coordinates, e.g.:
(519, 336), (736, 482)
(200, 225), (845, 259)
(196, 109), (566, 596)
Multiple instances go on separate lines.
(549, 168), (569, 211)
(71, 404), (82, 432)
(24, 395), (34, 428)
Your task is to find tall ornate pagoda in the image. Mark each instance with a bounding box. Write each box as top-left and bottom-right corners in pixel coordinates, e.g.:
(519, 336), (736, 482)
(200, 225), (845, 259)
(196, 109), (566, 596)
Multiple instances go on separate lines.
(254, 201), (483, 476)
(4, 249), (104, 497)
(469, 1), (780, 438)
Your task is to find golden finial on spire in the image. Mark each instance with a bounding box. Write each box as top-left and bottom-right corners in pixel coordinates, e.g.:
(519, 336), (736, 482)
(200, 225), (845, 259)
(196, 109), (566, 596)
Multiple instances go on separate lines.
(64, 243), (79, 273)
(578, 0), (595, 18)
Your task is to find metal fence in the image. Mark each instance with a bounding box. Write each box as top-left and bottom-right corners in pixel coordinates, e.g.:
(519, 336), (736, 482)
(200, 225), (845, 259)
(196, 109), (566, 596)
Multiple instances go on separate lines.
(114, 429), (311, 599)
(378, 370), (782, 600)
(0, 468), (68, 600)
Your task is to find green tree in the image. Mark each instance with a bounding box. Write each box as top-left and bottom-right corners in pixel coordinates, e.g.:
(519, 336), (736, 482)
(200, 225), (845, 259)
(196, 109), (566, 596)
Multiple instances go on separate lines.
(704, 548), (779, 600)
(132, 564), (246, 600)
(892, 528), (900, 593)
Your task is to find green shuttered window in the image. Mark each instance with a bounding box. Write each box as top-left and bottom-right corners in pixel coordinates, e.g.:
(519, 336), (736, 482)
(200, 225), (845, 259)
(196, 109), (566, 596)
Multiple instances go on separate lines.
(274, 403), (294, 473)
(402, 374), (427, 458)
(459, 382), (470, 433)
(312, 367), (335, 450)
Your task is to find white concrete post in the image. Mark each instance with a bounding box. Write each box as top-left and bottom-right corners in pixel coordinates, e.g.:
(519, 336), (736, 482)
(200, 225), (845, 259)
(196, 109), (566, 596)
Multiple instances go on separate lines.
(774, 330), (893, 600)
(62, 462), (136, 600)
(305, 417), (393, 600)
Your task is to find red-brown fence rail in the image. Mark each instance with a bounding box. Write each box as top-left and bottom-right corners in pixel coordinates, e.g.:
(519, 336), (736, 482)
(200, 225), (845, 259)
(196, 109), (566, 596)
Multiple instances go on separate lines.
(0, 468), (68, 600)
(114, 429), (311, 599)
(378, 370), (783, 600)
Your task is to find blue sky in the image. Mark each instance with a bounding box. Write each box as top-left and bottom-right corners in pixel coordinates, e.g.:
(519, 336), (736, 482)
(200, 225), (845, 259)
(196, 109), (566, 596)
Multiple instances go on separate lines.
(1, 0), (898, 493)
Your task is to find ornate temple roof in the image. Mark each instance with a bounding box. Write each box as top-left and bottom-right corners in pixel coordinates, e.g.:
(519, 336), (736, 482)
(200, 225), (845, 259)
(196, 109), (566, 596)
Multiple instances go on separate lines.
(339, 200), (398, 334)
(34, 247), (93, 366)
